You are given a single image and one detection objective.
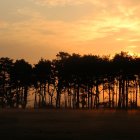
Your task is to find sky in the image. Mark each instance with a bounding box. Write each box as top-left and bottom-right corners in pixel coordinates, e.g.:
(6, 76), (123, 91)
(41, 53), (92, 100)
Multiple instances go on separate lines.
(1, 0), (140, 63)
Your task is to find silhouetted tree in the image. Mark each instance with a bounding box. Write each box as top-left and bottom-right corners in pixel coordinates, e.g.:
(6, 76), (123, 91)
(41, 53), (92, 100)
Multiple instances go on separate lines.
(0, 51), (140, 109)
(11, 59), (32, 108)
(0, 57), (13, 107)
(33, 58), (52, 108)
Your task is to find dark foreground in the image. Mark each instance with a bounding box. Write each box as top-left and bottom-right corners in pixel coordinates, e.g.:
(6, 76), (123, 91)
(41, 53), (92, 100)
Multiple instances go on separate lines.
(0, 109), (140, 140)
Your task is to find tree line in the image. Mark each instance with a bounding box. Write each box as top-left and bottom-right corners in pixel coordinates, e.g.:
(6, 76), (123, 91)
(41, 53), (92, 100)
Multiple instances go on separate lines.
(0, 51), (140, 109)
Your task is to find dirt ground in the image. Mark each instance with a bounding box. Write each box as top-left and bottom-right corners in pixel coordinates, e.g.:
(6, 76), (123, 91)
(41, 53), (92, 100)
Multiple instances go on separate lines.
(0, 109), (140, 140)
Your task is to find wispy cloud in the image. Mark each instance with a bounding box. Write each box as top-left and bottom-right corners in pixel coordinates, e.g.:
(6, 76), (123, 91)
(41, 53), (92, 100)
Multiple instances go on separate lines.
(0, 21), (8, 29)
(16, 7), (41, 18)
(32, 0), (140, 8)
(32, 0), (90, 6)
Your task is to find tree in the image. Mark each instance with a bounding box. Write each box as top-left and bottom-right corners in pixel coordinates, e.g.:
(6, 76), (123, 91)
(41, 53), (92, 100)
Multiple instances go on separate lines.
(0, 57), (13, 108)
(33, 58), (52, 108)
(11, 59), (32, 108)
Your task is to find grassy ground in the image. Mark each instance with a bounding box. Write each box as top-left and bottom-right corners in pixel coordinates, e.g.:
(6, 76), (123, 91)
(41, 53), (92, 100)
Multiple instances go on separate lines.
(0, 109), (140, 140)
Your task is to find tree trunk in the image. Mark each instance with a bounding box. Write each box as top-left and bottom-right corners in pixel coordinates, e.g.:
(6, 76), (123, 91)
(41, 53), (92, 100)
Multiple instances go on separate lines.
(43, 83), (47, 106)
(76, 85), (80, 109)
(34, 90), (38, 109)
(135, 80), (138, 109)
(90, 87), (93, 109)
(108, 83), (111, 108)
(16, 87), (19, 108)
(118, 78), (122, 108)
(87, 85), (90, 109)
(23, 86), (28, 109)
(56, 88), (60, 108)
(96, 82), (99, 109)
(122, 79), (125, 109)
(38, 84), (42, 108)
(103, 83), (105, 103)
(125, 80), (128, 109)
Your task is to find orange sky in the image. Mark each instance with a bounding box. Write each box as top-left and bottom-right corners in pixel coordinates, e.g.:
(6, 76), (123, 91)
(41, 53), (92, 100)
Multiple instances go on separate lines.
(0, 0), (140, 63)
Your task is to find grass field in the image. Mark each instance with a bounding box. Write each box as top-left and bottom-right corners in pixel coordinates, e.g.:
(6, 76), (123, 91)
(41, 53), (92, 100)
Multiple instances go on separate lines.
(0, 109), (140, 140)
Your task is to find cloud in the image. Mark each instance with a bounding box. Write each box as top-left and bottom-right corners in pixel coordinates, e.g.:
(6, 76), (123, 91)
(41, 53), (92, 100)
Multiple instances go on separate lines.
(128, 45), (137, 48)
(1, 0), (140, 62)
(0, 21), (8, 29)
(32, 0), (119, 7)
(1, 2), (140, 48)
(32, 0), (140, 8)
(16, 7), (41, 18)
(32, 0), (89, 6)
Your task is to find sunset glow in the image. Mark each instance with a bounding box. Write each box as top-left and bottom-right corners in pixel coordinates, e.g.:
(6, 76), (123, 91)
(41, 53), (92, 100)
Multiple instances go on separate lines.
(1, 0), (140, 63)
